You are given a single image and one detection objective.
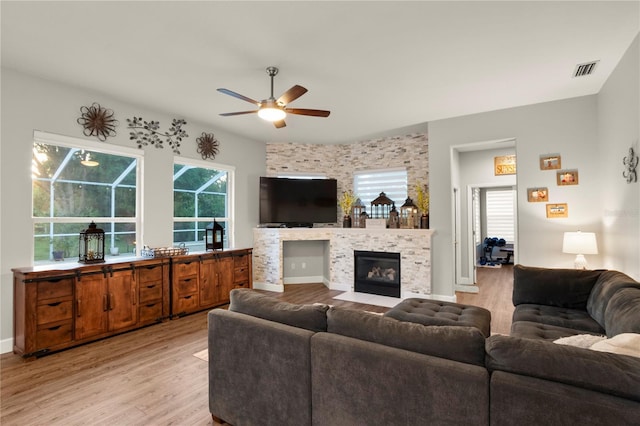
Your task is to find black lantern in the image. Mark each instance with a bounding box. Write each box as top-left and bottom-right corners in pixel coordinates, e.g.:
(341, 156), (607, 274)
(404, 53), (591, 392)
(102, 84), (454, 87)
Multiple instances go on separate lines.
(370, 192), (393, 220)
(388, 203), (400, 228)
(78, 221), (105, 263)
(400, 197), (419, 229)
(206, 220), (224, 251)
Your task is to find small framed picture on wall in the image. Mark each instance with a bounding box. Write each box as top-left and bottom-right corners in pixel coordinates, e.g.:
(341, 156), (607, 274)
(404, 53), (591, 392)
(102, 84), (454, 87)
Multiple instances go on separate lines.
(546, 203), (568, 218)
(527, 187), (548, 202)
(557, 170), (579, 186)
(540, 154), (561, 170)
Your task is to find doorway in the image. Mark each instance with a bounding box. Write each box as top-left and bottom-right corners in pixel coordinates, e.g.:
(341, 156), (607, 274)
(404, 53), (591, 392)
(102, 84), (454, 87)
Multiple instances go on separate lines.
(451, 139), (517, 292)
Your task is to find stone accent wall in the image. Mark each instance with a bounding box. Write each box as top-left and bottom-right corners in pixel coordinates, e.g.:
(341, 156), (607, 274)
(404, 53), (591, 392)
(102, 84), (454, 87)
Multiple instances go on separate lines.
(265, 133), (429, 222)
(253, 228), (433, 296)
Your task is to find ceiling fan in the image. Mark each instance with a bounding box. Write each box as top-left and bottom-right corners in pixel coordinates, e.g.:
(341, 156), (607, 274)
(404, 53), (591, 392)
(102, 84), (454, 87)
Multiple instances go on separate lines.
(217, 66), (330, 128)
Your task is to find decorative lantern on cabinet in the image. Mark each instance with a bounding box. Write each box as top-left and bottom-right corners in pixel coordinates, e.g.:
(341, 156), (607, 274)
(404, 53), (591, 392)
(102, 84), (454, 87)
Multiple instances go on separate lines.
(400, 197), (419, 229)
(370, 192), (393, 220)
(206, 220), (224, 251)
(78, 221), (105, 263)
(352, 198), (365, 228)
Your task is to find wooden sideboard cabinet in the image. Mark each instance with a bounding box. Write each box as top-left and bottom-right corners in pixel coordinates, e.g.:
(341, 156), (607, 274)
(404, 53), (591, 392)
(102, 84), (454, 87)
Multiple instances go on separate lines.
(170, 248), (252, 317)
(13, 258), (169, 358)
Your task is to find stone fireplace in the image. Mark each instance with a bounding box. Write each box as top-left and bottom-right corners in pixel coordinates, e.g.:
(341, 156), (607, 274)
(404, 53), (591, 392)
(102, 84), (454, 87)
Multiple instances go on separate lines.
(354, 250), (401, 298)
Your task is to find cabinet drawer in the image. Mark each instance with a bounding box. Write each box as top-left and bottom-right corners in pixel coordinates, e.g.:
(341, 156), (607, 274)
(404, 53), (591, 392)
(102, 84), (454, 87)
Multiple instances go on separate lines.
(37, 321), (72, 348)
(234, 266), (249, 283)
(139, 264), (163, 283)
(234, 255), (248, 268)
(139, 282), (163, 302)
(177, 275), (198, 295)
(139, 302), (162, 322)
(234, 281), (250, 290)
(37, 300), (73, 325)
(176, 294), (198, 313)
(37, 279), (73, 301)
(174, 261), (198, 276)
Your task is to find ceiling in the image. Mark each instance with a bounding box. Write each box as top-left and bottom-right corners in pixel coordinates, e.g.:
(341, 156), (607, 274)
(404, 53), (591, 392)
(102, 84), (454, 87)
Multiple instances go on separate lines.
(2, 1), (638, 145)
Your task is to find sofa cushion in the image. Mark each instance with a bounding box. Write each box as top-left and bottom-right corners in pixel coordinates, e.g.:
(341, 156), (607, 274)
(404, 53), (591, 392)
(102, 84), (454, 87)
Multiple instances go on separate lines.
(486, 334), (640, 402)
(604, 287), (640, 337)
(327, 306), (486, 366)
(384, 298), (491, 337)
(587, 270), (640, 329)
(510, 320), (603, 340)
(590, 333), (640, 358)
(229, 288), (328, 332)
(512, 264), (602, 309)
(512, 304), (604, 334)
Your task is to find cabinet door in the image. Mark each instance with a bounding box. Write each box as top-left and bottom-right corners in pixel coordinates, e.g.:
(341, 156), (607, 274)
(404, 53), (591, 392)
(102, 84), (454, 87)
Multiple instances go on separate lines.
(217, 256), (235, 304)
(199, 258), (218, 307)
(75, 275), (108, 340)
(108, 269), (138, 331)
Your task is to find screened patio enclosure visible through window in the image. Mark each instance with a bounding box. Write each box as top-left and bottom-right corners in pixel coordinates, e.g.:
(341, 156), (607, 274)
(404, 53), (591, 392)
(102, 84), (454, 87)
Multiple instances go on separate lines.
(32, 139), (139, 264)
(173, 161), (233, 251)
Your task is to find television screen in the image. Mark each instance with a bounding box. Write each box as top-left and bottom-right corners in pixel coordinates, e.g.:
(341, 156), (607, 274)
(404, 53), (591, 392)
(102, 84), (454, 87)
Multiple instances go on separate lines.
(259, 177), (337, 226)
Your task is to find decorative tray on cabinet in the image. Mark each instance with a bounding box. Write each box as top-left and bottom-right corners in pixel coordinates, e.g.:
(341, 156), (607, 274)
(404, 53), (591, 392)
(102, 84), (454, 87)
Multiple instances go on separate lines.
(141, 246), (189, 258)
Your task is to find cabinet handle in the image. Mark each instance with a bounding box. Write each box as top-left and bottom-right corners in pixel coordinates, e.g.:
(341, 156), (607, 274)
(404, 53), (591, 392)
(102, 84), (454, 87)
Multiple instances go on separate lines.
(103, 294), (108, 312)
(48, 302), (62, 307)
(146, 285), (155, 289)
(109, 293), (115, 310)
(48, 325), (62, 331)
(77, 299), (81, 317)
(131, 289), (137, 305)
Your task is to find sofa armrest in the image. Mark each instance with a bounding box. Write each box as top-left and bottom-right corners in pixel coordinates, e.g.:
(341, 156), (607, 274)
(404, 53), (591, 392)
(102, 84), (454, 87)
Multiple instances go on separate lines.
(512, 264), (602, 308)
(486, 334), (640, 402)
(208, 309), (315, 426)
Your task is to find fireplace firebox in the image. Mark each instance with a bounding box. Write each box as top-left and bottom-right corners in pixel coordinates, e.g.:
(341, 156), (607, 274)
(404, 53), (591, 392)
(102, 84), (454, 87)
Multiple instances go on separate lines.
(354, 250), (401, 298)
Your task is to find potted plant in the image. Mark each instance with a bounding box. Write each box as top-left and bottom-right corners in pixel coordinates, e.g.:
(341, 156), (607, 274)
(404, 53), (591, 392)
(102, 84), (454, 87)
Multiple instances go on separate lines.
(52, 238), (73, 261)
(338, 190), (357, 228)
(415, 182), (430, 229)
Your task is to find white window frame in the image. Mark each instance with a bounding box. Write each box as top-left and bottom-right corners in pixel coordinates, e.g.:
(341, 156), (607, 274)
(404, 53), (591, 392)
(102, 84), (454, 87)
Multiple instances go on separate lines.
(172, 156), (235, 249)
(32, 130), (143, 264)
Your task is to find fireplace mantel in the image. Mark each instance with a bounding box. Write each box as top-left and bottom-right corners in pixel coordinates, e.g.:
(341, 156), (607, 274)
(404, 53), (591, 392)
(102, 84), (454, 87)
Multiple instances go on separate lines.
(253, 228), (434, 297)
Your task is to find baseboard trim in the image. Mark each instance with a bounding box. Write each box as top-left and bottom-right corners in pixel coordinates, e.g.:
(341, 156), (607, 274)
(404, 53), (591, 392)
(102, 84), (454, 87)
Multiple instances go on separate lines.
(455, 284), (480, 293)
(252, 281), (284, 293)
(1, 337), (14, 354)
(283, 275), (325, 285)
(423, 293), (458, 303)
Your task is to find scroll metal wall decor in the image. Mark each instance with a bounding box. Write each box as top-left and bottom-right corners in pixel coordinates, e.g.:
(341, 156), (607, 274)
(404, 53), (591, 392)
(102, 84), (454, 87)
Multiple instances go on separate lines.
(77, 103), (118, 141)
(623, 147), (638, 183)
(196, 132), (220, 160)
(127, 117), (188, 154)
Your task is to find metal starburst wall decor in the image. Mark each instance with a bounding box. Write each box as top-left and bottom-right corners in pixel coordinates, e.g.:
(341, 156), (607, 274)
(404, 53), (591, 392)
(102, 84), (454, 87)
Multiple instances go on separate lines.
(77, 103), (118, 141)
(196, 132), (220, 160)
(126, 117), (188, 155)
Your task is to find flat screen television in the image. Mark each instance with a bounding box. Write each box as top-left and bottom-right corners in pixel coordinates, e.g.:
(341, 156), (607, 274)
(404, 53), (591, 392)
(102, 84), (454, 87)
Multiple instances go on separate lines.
(259, 177), (337, 227)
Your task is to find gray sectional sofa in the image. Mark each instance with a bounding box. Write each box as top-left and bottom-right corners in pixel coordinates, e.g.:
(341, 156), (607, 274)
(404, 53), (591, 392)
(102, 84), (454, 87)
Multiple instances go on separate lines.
(208, 266), (640, 426)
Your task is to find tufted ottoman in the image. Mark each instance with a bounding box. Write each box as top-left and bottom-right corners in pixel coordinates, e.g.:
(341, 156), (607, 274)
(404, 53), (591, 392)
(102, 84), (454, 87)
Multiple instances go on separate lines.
(384, 298), (492, 337)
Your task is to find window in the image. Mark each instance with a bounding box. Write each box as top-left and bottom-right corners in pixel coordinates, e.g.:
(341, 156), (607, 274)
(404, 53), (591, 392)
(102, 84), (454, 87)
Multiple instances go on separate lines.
(485, 188), (515, 243)
(32, 132), (141, 264)
(173, 159), (234, 250)
(353, 168), (408, 210)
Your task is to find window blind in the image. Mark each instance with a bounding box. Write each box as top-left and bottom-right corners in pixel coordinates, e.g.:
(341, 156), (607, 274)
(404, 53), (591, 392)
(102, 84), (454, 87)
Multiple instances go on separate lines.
(353, 169), (408, 209)
(485, 189), (515, 243)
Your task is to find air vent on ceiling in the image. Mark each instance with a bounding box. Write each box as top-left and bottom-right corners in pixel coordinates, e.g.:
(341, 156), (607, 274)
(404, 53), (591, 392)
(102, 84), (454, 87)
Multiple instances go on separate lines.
(573, 60), (599, 78)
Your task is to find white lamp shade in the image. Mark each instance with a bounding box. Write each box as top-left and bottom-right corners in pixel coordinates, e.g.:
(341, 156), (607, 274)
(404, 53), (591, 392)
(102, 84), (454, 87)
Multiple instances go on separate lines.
(562, 231), (598, 255)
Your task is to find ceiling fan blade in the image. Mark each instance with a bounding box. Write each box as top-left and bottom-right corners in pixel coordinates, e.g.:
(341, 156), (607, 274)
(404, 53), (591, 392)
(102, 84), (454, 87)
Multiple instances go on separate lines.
(273, 120), (287, 129)
(219, 110), (258, 116)
(217, 88), (261, 106)
(277, 85), (308, 105)
(285, 108), (331, 118)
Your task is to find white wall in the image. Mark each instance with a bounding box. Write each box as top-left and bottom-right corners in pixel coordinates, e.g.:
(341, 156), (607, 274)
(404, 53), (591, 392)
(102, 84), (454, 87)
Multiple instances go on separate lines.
(598, 35), (640, 280)
(0, 68), (266, 351)
(429, 95), (602, 297)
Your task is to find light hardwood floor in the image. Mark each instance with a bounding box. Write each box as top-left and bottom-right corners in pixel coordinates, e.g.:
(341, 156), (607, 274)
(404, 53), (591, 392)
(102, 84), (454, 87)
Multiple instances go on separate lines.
(1, 269), (513, 425)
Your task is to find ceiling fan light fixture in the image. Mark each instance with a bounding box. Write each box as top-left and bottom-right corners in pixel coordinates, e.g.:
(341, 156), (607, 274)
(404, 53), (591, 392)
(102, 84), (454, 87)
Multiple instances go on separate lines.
(258, 105), (286, 122)
(80, 152), (99, 167)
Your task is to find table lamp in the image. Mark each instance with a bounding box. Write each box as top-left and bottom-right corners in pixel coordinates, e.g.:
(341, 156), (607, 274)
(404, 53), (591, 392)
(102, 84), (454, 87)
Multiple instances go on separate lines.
(562, 231), (598, 269)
